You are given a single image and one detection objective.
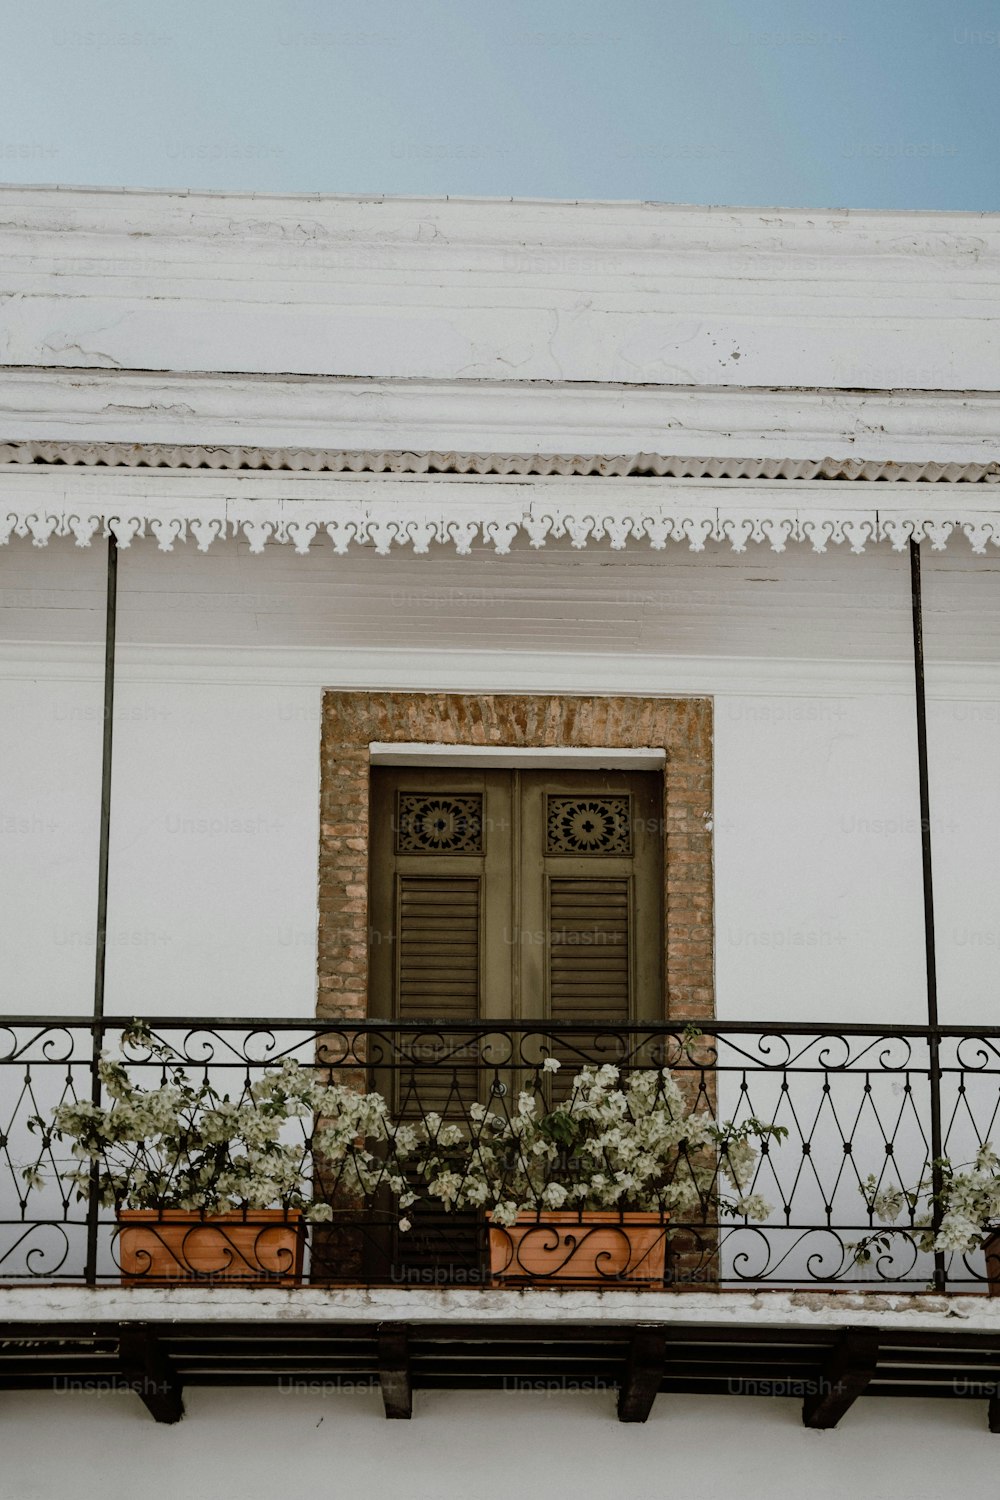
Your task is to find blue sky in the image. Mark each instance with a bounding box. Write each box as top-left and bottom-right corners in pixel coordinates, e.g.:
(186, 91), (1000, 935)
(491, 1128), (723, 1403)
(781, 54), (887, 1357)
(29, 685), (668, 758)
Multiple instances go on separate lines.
(2, 0), (998, 209)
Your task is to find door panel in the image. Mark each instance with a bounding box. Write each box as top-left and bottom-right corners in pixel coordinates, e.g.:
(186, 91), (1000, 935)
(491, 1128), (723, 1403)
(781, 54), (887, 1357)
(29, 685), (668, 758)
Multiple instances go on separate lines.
(369, 767), (513, 1025)
(517, 768), (663, 1025)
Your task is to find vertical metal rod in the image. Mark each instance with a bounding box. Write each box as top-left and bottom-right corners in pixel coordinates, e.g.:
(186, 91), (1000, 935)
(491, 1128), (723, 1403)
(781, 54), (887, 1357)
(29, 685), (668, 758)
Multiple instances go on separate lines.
(908, 538), (945, 1292)
(84, 531), (117, 1285)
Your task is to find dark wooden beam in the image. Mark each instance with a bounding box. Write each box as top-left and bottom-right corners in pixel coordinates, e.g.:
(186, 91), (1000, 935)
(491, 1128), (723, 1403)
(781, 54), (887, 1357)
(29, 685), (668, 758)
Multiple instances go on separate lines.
(802, 1329), (879, 1429)
(617, 1325), (667, 1423)
(118, 1324), (184, 1424)
(377, 1323), (412, 1419)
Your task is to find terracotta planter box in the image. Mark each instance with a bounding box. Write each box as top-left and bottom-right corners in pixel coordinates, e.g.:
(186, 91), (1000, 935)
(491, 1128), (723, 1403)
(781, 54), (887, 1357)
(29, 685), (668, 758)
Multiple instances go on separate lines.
(488, 1211), (668, 1287)
(117, 1209), (305, 1285)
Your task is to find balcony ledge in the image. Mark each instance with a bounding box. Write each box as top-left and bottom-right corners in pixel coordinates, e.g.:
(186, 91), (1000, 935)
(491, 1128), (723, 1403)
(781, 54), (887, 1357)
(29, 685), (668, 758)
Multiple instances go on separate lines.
(3, 1282), (998, 1333)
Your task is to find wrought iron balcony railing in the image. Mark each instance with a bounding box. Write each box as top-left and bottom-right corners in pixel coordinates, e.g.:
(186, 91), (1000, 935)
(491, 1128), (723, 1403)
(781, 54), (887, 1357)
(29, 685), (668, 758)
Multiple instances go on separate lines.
(2, 1016), (999, 1291)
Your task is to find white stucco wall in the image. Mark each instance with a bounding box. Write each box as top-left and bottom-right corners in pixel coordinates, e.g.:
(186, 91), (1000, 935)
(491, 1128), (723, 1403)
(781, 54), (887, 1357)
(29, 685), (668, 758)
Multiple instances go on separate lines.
(0, 675), (102, 1011)
(105, 679), (320, 1017)
(0, 670), (321, 1018)
(3, 582), (995, 1032)
(2, 1388), (996, 1500)
(2, 534), (997, 1028)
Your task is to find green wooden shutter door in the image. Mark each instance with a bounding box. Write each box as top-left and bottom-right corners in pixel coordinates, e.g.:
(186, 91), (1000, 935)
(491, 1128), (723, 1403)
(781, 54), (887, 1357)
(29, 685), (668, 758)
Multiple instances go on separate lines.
(371, 765), (663, 1028)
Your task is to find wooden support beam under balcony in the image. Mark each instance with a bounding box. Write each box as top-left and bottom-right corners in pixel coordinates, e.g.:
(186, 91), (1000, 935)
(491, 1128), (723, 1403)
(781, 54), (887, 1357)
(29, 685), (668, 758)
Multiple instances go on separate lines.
(802, 1328), (879, 1429)
(378, 1323), (412, 1419)
(4, 1308), (1000, 1420)
(617, 1325), (667, 1423)
(118, 1323), (184, 1424)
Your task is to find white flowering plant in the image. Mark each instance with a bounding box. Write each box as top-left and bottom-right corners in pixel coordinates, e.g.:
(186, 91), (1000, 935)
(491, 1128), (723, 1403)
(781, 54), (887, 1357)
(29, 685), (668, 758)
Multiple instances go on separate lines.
(29, 1030), (789, 1239)
(29, 1027), (419, 1224)
(856, 1145), (1000, 1262)
(407, 1058), (786, 1229)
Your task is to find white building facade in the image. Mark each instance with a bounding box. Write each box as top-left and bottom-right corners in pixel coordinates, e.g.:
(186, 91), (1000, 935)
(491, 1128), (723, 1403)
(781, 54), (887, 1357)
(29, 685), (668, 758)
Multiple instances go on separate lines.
(2, 186), (1000, 1498)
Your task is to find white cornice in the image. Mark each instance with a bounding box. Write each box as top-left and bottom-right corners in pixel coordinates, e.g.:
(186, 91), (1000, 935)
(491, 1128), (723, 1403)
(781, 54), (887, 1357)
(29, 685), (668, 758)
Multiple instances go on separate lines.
(2, 466), (1000, 554)
(1, 186), (998, 388)
(1, 369), (999, 466)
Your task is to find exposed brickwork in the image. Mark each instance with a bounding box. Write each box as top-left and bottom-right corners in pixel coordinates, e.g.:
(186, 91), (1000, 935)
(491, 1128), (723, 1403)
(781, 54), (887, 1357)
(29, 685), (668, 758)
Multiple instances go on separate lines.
(318, 692), (714, 1023)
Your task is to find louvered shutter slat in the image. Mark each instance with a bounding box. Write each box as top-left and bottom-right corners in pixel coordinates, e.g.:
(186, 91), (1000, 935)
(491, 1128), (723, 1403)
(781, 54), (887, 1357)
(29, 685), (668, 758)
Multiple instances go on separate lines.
(397, 876), (480, 1016)
(396, 874), (480, 1117)
(548, 876), (631, 1026)
(547, 877), (631, 1091)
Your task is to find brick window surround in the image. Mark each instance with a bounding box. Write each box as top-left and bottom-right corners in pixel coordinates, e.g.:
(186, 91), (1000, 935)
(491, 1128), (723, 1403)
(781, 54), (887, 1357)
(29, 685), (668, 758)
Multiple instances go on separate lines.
(318, 692), (714, 1023)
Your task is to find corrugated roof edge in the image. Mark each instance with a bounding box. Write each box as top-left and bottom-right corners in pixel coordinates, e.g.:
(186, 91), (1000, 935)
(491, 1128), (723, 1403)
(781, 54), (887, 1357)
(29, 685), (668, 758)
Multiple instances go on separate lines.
(1, 442), (996, 483)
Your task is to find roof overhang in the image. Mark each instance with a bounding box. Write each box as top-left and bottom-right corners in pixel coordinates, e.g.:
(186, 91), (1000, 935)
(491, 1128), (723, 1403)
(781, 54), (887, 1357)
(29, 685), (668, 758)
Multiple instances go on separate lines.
(1, 186), (996, 556)
(1, 186), (998, 391)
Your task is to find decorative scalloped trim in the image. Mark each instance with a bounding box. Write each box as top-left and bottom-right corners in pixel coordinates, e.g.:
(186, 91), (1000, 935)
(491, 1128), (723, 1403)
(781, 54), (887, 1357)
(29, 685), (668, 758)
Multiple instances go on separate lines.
(3, 495), (1000, 554)
(1, 440), (997, 483)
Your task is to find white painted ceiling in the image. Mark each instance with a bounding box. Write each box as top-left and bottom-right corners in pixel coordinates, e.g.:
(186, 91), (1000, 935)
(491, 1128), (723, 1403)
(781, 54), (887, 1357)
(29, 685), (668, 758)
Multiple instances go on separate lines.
(1, 533), (998, 664)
